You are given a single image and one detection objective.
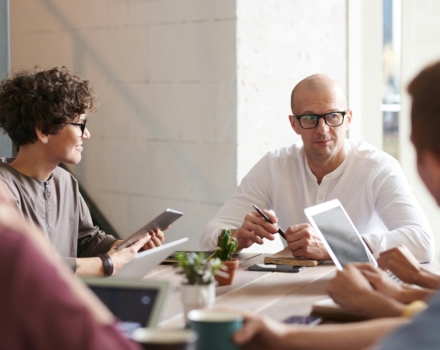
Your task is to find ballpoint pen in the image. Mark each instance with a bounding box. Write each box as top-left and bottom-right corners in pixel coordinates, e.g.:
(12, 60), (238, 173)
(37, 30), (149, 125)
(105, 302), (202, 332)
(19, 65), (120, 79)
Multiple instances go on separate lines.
(252, 204), (286, 240)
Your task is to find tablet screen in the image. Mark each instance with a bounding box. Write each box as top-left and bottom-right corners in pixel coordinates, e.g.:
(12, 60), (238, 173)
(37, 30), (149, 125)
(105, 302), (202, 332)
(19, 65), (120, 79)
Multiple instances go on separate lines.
(90, 286), (159, 336)
(311, 206), (371, 267)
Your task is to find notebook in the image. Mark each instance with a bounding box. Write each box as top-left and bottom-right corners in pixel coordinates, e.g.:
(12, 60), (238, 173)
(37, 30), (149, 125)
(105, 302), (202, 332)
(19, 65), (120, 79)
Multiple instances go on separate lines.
(83, 277), (170, 336)
(113, 237), (188, 278)
(304, 199), (376, 270)
(264, 247), (321, 267)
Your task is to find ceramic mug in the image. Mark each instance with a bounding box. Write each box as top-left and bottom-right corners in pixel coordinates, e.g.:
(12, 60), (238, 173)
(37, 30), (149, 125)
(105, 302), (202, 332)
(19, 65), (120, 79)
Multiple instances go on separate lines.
(131, 328), (197, 350)
(188, 309), (243, 350)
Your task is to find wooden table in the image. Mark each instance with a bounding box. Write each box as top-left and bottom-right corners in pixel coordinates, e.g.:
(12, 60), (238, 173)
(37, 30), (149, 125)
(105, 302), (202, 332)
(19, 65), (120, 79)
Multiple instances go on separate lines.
(144, 252), (338, 328)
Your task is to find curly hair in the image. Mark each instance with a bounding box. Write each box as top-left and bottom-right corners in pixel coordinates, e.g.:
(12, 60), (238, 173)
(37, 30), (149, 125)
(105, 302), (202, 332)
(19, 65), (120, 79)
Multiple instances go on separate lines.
(0, 66), (98, 147)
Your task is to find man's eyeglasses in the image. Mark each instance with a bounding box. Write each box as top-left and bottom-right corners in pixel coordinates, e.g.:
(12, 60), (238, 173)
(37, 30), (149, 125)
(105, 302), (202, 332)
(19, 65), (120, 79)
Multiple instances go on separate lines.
(66, 120), (87, 137)
(294, 111), (346, 129)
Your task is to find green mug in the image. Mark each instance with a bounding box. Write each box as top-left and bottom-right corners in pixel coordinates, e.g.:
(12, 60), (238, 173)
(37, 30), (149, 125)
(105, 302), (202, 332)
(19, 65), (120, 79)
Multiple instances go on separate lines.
(188, 310), (243, 350)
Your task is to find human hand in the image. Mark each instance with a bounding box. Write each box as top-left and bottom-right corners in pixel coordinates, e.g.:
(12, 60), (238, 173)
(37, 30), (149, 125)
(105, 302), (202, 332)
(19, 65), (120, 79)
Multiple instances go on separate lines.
(327, 264), (375, 314)
(232, 209), (280, 250)
(354, 263), (404, 302)
(106, 234), (151, 274)
(377, 245), (421, 285)
(141, 229), (165, 250)
(285, 223), (330, 260)
(233, 313), (292, 350)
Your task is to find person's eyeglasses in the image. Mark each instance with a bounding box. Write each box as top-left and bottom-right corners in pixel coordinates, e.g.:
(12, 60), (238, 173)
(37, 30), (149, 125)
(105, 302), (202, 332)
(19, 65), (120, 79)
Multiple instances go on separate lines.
(295, 111), (346, 129)
(66, 120), (87, 137)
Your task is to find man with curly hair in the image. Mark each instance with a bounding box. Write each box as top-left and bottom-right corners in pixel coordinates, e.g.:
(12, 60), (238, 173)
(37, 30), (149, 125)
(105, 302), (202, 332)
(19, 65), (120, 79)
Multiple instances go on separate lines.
(0, 66), (164, 276)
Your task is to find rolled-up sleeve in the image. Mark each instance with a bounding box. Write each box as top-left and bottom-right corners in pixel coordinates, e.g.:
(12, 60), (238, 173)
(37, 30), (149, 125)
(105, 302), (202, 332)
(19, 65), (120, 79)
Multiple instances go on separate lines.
(76, 196), (116, 257)
(362, 161), (434, 262)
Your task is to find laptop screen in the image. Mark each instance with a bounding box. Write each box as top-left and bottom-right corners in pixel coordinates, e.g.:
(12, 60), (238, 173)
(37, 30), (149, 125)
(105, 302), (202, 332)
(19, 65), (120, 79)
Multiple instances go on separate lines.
(310, 206), (371, 267)
(89, 286), (159, 337)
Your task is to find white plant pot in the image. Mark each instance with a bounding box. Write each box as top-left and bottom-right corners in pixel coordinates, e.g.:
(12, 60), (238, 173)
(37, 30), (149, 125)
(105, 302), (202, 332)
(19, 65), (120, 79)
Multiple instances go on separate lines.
(181, 283), (216, 323)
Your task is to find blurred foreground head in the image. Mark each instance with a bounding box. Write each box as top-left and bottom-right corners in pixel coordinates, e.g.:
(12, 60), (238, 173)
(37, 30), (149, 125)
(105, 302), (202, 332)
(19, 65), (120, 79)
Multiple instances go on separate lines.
(408, 60), (440, 204)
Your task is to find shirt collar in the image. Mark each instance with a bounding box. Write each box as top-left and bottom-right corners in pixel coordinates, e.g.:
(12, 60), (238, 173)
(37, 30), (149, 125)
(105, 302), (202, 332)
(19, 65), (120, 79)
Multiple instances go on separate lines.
(303, 139), (352, 182)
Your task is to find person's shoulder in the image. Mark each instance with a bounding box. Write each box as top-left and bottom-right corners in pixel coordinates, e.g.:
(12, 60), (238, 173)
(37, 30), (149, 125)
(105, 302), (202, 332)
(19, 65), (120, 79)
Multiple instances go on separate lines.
(53, 165), (79, 185)
(266, 142), (303, 161)
(0, 158), (18, 180)
(349, 139), (397, 167)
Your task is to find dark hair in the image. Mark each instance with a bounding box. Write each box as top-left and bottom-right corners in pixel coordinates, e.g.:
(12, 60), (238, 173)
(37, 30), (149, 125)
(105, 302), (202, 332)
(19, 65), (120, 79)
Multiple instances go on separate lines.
(408, 61), (440, 158)
(0, 66), (98, 147)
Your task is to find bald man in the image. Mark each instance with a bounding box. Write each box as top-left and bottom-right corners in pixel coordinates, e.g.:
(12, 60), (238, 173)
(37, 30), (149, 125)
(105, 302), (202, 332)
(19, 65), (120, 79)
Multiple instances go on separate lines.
(200, 74), (433, 262)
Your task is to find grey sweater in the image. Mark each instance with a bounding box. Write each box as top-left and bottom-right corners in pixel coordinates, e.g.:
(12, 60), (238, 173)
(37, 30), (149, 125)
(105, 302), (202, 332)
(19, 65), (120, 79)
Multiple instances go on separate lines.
(0, 158), (116, 271)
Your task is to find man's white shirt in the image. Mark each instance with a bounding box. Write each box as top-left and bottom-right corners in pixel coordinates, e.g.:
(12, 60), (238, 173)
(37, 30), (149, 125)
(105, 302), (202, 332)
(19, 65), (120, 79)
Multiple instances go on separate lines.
(200, 140), (434, 262)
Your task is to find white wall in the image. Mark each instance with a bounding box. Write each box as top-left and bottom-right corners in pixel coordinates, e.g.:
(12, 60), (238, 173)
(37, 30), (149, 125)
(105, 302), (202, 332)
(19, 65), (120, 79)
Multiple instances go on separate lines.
(347, 0), (383, 149)
(11, 0), (237, 249)
(400, 0), (440, 261)
(237, 0), (347, 182)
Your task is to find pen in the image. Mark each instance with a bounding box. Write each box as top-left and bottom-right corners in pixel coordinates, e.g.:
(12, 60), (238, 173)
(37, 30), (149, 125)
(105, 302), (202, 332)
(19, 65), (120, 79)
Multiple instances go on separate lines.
(252, 204), (286, 240)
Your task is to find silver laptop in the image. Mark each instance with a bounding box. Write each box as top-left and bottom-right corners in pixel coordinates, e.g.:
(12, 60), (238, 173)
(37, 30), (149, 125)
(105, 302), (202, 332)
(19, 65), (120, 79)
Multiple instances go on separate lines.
(304, 199), (377, 270)
(83, 277), (170, 337)
(114, 237), (188, 278)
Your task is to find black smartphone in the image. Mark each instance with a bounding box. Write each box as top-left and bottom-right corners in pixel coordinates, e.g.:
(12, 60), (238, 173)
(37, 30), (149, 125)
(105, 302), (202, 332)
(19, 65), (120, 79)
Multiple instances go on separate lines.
(248, 264), (304, 273)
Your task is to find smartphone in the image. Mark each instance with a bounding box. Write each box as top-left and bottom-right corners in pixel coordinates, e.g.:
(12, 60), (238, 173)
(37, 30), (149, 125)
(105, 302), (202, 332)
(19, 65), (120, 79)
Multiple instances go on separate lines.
(115, 209), (183, 250)
(248, 264), (304, 273)
(283, 315), (323, 326)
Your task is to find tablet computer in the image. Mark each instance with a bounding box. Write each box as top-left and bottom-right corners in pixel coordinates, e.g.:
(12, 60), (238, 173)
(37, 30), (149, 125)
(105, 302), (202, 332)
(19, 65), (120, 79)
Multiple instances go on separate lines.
(114, 237), (188, 278)
(304, 199), (376, 270)
(115, 209), (183, 251)
(82, 277), (170, 336)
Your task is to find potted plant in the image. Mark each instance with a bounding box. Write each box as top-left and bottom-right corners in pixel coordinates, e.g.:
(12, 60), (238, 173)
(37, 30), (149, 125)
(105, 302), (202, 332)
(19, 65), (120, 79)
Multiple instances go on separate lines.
(214, 229), (239, 286)
(174, 252), (222, 323)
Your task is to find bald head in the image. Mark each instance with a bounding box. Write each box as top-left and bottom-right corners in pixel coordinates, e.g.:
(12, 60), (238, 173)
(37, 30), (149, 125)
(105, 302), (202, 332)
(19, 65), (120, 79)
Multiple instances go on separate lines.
(291, 74), (347, 114)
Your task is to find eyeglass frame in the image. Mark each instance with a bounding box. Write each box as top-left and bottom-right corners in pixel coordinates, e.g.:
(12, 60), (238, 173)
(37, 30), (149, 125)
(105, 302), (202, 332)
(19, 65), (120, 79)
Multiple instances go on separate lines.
(66, 119), (87, 137)
(294, 111), (347, 129)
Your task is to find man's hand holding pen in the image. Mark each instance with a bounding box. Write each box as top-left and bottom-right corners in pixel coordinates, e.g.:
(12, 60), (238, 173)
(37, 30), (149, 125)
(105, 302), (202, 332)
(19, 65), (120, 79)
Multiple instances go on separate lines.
(285, 223), (331, 260)
(230, 207), (281, 250)
(230, 204), (331, 260)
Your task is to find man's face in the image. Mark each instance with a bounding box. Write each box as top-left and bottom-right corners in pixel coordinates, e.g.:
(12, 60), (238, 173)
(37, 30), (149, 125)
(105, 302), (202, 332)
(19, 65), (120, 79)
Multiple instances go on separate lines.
(289, 87), (352, 164)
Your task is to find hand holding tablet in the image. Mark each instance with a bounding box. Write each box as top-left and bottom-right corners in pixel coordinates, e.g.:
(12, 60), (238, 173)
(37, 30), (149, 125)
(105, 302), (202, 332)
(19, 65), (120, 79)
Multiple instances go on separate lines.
(115, 209), (183, 251)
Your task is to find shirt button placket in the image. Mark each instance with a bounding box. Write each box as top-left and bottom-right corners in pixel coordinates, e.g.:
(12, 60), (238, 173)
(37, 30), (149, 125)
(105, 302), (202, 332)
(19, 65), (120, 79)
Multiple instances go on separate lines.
(316, 178), (330, 204)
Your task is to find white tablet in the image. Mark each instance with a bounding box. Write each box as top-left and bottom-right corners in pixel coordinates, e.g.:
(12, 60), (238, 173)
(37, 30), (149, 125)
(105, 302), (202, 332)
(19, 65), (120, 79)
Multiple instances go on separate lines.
(304, 199), (376, 270)
(116, 209), (183, 251)
(114, 237), (188, 278)
(82, 277), (170, 336)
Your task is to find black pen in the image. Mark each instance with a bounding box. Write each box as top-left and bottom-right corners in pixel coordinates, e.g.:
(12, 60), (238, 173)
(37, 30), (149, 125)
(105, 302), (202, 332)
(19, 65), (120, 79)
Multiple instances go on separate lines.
(252, 204), (286, 240)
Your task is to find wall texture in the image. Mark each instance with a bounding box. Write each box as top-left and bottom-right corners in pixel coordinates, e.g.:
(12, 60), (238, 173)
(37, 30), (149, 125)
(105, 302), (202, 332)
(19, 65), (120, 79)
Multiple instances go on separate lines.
(237, 0), (347, 182)
(11, 0), (237, 249)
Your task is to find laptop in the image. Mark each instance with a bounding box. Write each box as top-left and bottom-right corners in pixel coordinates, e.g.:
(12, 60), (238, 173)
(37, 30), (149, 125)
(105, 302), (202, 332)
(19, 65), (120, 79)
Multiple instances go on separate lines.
(304, 199), (377, 270)
(83, 277), (170, 337)
(113, 237), (188, 278)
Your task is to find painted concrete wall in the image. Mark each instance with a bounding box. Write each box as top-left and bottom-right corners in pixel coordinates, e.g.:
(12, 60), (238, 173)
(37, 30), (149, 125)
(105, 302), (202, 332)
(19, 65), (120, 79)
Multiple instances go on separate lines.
(10, 0), (237, 249)
(237, 0), (347, 182)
